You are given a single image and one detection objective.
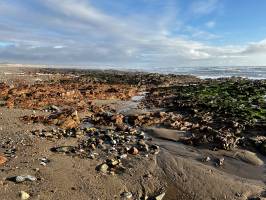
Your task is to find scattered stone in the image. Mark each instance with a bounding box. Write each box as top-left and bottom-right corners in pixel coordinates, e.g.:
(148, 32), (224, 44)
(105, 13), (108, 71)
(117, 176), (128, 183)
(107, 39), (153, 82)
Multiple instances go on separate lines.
(120, 192), (133, 199)
(49, 105), (61, 112)
(51, 146), (76, 153)
(88, 153), (95, 159)
(128, 147), (139, 155)
(150, 144), (160, 155)
(154, 192), (166, 200)
(20, 191), (30, 200)
(202, 156), (211, 162)
(47, 108), (80, 129)
(0, 155), (7, 165)
(40, 157), (50, 166)
(8, 175), (37, 183)
(216, 157), (224, 167)
(97, 163), (109, 173)
(106, 158), (120, 167)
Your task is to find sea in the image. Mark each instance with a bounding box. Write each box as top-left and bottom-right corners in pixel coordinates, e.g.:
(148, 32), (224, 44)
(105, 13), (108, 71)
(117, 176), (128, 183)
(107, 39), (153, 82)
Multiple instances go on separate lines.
(143, 66), (266, 80)
(50, 64), (266, 80)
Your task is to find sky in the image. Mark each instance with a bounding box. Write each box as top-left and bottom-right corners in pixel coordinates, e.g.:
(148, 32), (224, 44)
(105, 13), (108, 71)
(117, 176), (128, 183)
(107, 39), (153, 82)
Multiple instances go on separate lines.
(0, 0), (266, 69)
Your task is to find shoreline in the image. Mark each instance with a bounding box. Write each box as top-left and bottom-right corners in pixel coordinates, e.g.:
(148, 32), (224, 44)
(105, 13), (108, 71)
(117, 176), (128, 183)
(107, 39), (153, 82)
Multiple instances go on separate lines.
(0, 66), (265, 200)
(1, 64), (266, 80)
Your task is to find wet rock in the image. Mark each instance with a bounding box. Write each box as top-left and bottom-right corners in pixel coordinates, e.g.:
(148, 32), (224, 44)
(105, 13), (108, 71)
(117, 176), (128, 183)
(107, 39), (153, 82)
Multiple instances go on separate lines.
(202, 156), (211, 162)
(216, 157), (224, 167)
(150, 144), (160, 155)
(20, 191), (30, 200)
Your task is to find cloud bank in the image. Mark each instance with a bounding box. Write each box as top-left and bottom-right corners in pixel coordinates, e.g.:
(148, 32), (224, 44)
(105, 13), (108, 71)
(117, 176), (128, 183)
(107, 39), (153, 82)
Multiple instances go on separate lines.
(0, 0), (265, 68)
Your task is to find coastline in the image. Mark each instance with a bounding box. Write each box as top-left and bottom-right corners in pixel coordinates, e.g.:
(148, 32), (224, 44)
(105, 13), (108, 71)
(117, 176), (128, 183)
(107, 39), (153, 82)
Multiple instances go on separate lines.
(0, 66), (265, 200)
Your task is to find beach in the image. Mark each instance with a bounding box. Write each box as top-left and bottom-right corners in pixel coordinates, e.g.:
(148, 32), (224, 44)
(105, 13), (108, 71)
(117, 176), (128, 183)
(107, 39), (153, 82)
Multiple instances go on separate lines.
(0, 66), (265, 200)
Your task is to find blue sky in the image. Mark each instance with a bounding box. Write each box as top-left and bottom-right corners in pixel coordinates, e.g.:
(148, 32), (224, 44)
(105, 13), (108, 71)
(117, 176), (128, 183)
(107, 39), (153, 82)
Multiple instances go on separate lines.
(0, 0), (266, 68)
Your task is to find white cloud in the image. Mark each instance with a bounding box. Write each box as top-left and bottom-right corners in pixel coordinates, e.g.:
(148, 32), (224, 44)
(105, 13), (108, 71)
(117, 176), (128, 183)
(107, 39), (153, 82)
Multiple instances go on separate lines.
(53, 45), (65, 49)
(205, 21), (216, 28)
(0, 0), (265, 67)
(190, 0), (219, 15)
(241, 39), (266, 54)
(184, 26), (219, 40)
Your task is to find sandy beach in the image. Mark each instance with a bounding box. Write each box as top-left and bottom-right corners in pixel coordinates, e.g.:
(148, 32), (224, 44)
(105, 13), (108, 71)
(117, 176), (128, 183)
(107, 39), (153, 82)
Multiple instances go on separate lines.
(0, 66), (265, 200)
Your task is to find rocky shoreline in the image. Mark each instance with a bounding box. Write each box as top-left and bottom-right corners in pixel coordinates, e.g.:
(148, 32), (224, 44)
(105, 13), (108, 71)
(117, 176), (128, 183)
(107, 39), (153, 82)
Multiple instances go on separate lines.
(0, 67), (265, 200)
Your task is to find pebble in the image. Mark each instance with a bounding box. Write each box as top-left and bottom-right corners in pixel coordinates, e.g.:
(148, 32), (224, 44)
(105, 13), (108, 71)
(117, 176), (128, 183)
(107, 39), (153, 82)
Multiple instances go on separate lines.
(202, 156), (211, 162)
(40, 157), (49, 166)
(51, 146), (75, 153)
(155, 192), (166, 200)
(98, 163), (109, 173)
(128, 147), (139, 155)
(217, 157), (224, 166)
(107, 159), (120, 167)
(14, 175), (37, 183)
(0, 155), (7, 165)
(120, 192), (133, 199)
(20, 191), (30, 200)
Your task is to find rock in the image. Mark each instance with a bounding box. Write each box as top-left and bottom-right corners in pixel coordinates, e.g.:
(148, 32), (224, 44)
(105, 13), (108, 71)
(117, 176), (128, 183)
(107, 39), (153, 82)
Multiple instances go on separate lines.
(202, 156), (211, 162)
(154, 192), (166, 200)
(128, 147), (139, 155)
(111, 114), (124, 125)
(216, 157), (224, 167)
(40, 157), (50, 166)
(97, 163), (109, 173)
(0, 155), (7, 165)
(90, 143), (96, 150)
(75, 130), (84, 138)
(9, 175), (37, 183)
(118, 154), (127, 159)
(40, 162), (46, 166)
(51, 146), (75, 153)
(88, 153), (95, 159)
(50, 105), (61, 112)
(120, 192), (133, 199)
(106, 159), (120, 167)
(20, 191), (30, 200)
(47, 108), (80, 129)
(150, 144), (160, 155)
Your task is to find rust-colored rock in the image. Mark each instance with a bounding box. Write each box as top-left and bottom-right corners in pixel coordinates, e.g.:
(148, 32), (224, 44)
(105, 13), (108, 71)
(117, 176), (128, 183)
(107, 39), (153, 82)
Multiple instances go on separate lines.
(0, 75), (138, 111)
(5, 98), (14, 109)
(47, 108), (80, 129)
(0, 155), (7, 165)
(111, 114), (124, 125)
